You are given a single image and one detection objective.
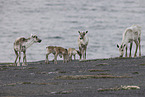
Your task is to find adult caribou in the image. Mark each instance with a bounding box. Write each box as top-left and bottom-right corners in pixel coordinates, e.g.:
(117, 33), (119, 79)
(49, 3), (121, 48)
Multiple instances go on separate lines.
(78, 31), (89, 60)
(117, 25), (141, 57)
(14, 34), (42, 66)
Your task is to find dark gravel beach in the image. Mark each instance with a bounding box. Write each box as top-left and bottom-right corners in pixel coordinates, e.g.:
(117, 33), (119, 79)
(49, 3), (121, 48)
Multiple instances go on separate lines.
(1, 57), (145, 97)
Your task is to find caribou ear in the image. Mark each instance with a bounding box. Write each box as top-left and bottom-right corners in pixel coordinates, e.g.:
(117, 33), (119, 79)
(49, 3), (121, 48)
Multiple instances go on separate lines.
(86, 31), (88, 33)
(117, 44), (119, 48)
(78, 31), (80, 33)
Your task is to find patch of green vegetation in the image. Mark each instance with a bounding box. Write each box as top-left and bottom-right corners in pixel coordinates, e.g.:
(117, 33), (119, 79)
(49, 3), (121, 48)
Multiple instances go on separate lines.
(7, 83), (17, 86)
(38, 83), (48, 85)
(0, 63), (13, 65)
(101, 58), (109, 60)
(56, 75), (130, 80)
(139, 63), (145, 66)
(7, 65), (16, 67)
(58, 71), (67, 73)
(0, 64), (16, 67)
(2, 82), (59, 87)
(0, 67), (8, 71)
(113, 57), (132, 59)
(2, 82), (23, 86)
(13, 67), (27, 70)
(20, 82), (59, 85)
(27, 67), (38, 69)
(22, 82), (32, 84)
(1, 65), (7, 67)
(88, 69), (109, 72)
(51, 91), (72, 94)
(132, 72), (139, 74)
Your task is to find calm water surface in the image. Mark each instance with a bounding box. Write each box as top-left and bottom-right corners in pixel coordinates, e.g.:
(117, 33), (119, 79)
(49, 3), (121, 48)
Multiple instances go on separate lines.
(0, 0), (145, 62)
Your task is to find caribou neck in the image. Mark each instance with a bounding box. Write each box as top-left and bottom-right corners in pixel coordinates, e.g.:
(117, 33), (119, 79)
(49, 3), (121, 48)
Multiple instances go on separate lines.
(23, 38), (35, 49)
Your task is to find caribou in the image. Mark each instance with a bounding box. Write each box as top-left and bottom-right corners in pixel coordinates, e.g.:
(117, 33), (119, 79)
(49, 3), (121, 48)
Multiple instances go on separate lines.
(14, 34), (42, 66)
(78, 31), (89, 60)
(117, 25), (141, 57)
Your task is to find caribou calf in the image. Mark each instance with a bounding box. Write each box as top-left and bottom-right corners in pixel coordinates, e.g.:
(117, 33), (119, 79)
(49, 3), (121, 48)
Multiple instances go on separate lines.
(45, 46), (69, 64)
(68, 48), (81, 61)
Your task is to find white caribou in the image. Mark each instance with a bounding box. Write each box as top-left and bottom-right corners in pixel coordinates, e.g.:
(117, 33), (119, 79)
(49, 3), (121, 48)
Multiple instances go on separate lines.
(78, 31), (89, 60)
(117, 25), (141, 57)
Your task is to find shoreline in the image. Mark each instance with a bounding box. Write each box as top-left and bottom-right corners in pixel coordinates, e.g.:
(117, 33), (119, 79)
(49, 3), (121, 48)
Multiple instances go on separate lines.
(1, 56), (144, 65)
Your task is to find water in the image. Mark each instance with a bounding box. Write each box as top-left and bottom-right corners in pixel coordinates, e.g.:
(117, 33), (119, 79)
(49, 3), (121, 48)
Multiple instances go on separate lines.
(0, 0), (145, 62)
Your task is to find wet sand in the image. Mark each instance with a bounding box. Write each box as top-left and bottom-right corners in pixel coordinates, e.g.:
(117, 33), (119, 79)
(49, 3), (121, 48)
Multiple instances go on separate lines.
(1, 57), (145, 97)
